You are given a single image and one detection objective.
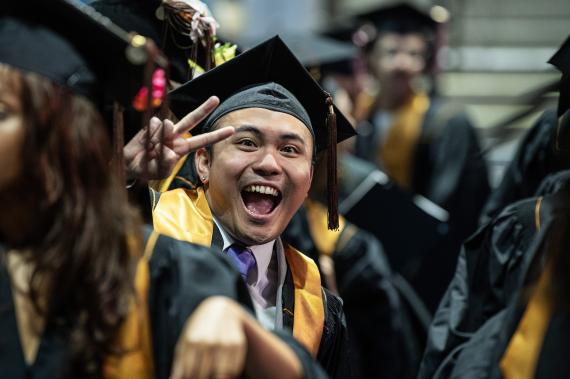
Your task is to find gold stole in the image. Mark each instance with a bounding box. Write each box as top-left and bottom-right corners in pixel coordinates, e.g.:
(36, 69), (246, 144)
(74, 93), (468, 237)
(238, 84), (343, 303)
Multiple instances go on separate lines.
(499, 266), (553, 379)
(500, 197), (553, 379)
(283, 244), (325, 357)
(378, 92), (430, 189)
(152, 187), (325, 357)
(103, 233), (158, 379)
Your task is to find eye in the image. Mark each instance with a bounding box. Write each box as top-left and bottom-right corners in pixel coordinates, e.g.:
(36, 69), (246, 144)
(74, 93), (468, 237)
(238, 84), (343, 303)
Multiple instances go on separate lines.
(236, 138), (257, 150)
(281, 145), (300, 155)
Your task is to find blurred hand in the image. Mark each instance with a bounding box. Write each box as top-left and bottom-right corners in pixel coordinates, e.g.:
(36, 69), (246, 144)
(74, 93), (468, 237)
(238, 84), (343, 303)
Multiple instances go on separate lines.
(124, 96), (234, 180)
(170, 297), (247, 379)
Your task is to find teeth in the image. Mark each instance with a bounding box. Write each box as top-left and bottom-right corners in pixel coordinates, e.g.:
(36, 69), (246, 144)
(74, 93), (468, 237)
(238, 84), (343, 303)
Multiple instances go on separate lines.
(244, 185), (279, 197)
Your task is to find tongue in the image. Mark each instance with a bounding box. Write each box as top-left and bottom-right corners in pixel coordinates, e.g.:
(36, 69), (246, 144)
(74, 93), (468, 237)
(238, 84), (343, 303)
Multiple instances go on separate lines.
(242, 192), (275, 215)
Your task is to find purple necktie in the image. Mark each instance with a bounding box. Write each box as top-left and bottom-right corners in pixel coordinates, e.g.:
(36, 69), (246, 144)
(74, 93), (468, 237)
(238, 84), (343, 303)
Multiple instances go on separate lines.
(227, 245), (257, 280)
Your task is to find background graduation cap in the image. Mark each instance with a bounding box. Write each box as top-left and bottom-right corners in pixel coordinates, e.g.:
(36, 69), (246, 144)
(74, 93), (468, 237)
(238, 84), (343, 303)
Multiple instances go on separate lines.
(355, 2), (439, 36)
(1, 0), (168, 188)
(549, 34), (570, 152)
(92, 0), (218, 84)
(222, 31), (358, 78)
(1, 0), (165, 113)
(549, 34), (570, 117)
(169, 35), (356, 229)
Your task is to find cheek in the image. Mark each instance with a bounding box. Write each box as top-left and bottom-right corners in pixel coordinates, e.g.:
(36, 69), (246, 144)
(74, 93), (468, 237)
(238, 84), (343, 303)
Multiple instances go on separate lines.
(287, 161), (313, 198)
(0, 118), (25, 189)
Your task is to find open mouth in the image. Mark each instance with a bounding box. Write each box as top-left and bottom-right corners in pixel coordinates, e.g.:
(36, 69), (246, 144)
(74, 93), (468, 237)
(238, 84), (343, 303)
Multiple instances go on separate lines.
(241, 184), (282, 216)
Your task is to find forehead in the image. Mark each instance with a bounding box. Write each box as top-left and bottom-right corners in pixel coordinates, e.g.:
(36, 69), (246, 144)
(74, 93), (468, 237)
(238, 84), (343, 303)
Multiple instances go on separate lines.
(215, 107), (314, 141)
(374, 32), (427, 51)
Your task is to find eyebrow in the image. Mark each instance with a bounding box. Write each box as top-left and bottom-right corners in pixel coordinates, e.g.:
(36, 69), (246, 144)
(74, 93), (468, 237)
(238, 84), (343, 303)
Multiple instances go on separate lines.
(235, 125), (307, 146)
(235, 125), (262, 136)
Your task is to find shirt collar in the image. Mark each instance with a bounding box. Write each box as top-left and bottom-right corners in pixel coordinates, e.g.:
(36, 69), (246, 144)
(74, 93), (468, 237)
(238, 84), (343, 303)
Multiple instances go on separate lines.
(212, 216), (276, 279)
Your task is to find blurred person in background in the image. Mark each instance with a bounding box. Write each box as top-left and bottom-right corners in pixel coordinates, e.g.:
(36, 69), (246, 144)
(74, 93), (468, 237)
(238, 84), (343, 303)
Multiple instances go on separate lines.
(352, 3), (490, 310)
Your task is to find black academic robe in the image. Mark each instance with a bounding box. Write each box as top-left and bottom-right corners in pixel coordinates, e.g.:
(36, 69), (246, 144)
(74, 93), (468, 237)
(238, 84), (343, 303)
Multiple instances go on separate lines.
(440, 214), (570, 379)
(284, 204), (430, 379)
(0, 229), (328, 379)
(418, 171), (570, 379)
(355, 97), (490, 241)
(354, 98), (490, 311)
(479, 108), (570, 224)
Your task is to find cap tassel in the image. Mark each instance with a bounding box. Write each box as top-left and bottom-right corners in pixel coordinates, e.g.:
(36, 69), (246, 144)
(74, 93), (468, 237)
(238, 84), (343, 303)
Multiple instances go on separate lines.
(326, 95), (339, 230)
(205, 36), (215, 70)
(112, 102), (125, 186)
(141, 41), (161, 182)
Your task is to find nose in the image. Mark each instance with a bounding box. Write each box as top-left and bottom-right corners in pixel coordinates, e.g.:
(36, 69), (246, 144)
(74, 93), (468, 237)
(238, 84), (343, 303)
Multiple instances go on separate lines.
(252, 149), (282, 177)
(394, 52), (415, 71)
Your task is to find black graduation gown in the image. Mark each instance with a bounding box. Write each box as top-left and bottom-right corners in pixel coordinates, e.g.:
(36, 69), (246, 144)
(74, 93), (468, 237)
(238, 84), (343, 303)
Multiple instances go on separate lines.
(355, 97), (491, 241)
(0, 229), (328, 379)
(284, 206), (429, 379)
(354, 98), (490, 311)
(444, 214), (567, 379)
(418, 171), (570, 379)
(479, 108), (570, 224)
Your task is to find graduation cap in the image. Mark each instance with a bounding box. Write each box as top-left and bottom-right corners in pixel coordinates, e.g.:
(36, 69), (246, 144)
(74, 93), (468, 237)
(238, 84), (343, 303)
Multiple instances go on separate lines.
(92, 0), (218, 83)
(355, 2), (441, 36)
(224, 31), (357, 74)
(549, 34), (570, 152)
(169, 35), (356, 229)
(339, 169), (449, 279)
(1, 0), (165, 112)
(1, 0), (168, 190)
(549, 34), (570, 117)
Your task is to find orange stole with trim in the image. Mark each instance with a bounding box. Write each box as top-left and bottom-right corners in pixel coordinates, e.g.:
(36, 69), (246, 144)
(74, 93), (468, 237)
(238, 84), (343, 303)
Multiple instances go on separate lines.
(378, 92), (430, 189)
(152, 187), (325, 356)
(103, 258), (154, 379)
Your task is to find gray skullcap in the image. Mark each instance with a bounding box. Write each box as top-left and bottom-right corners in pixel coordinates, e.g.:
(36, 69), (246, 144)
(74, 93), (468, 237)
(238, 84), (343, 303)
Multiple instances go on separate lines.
(202, 82), (315, 139)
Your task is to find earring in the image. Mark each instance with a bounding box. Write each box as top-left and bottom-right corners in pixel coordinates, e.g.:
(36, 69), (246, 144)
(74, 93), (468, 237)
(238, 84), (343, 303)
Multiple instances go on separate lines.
(201, 176), (208, 183)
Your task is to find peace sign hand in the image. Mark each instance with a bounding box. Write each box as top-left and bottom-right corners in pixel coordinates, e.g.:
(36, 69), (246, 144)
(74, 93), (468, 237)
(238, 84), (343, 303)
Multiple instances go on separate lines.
(124, 96), (234, 180)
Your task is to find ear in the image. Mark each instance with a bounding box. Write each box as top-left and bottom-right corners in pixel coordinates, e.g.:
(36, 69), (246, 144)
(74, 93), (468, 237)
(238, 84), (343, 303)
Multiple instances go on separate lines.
(195, 147), (211, 185)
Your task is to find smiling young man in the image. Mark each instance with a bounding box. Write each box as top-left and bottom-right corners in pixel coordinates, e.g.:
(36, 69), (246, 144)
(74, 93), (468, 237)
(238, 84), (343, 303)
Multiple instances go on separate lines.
(150, 36), (355, 378)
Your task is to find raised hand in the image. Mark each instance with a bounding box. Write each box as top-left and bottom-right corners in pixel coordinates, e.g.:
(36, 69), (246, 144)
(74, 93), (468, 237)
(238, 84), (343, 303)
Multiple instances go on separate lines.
(124, 96), (234, 180)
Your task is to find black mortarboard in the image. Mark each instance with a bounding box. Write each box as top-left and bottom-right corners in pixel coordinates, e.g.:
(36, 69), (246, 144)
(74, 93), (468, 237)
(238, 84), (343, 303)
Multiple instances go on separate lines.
(339, 169), (449, 280)
(549, 35), (570, 117)
(0, 0), (164, 111)
(355, 3), (439, 36)
(169, 35), (356, 229)
(224, 32), (358, 73)
(92, 0), (217, 83)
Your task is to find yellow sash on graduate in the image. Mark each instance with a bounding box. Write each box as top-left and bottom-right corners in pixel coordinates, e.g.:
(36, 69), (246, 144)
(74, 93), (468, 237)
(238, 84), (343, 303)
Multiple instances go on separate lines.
(284, 244), (325, 357)
(379, 92), (430, 189)
(500, 196), (553, 379)
(153, 187), (214, 247)
(103, 233), (158, 379)
(500, 265), (554, 379)
(152, 187), (325, 356)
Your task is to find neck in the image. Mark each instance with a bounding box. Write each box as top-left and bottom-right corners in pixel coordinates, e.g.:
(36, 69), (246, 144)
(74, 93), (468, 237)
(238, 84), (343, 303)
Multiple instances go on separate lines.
(377, 82), (415, 111)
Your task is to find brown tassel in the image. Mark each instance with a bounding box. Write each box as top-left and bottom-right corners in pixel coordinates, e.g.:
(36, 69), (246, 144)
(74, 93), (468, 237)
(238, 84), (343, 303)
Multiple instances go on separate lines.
(325, 94), (339, 230)
(112, 102), (125, 186)
(205, 36), (214, 71)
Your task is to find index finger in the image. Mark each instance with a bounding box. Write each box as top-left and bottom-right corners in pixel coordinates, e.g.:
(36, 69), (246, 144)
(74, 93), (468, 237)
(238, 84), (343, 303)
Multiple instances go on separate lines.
(173, 96), (220, 135)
